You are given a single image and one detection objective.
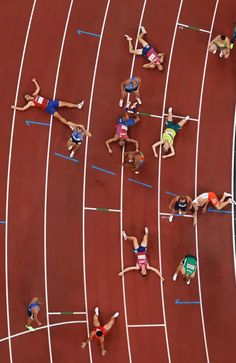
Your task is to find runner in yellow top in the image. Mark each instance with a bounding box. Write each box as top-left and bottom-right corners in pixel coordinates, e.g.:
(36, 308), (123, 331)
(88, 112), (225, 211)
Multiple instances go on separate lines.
(152, 107), (189, 159)
(208, 34), (230, 58)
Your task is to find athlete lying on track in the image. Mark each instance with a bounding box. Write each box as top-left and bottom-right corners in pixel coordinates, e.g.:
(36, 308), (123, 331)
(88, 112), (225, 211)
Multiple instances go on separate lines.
(81, 307), (119, 357)
(11, 78), (84, 123)
(125, 26), (165, 70)
(208, 34), (231, 58)
(192, 191), (234, 226)
(119, 227), (164, 280)
(26, 297), (43, 331)
(173, 255), (197, 285)
(123, 150), (145, 174)
(152, 107), (189, 159)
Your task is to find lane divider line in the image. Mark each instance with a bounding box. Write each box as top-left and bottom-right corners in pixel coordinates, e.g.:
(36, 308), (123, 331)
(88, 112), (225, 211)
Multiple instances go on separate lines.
(128, 110), (198, 122)
(85, 207), (121, 212)
(128, 324), (165, 328)
(54, 152), (79, 163)
(128, 178), (153, 188)
(77, 29), (101, 38)
(25, 120), (50, 127)
(91, 164), (115, 175)
(177, 22), (210, 33)
(48, 312), (86, 315)
(175, 299), (200, 305)
(160, 212), (193, 218)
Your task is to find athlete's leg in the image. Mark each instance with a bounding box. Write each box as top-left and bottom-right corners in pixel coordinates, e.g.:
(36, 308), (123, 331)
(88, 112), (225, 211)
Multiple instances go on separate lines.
(67, 139), (75, 150)
(222, 48), (230, 58)
(59, 100), (84, 109)
(124, 234), (139, 249)
(103, 312), (119, 331)
(167, 107), (173, 121)
(93, 314), (101, 327)
(138, 30), (148, 48)
(208, 43), (218, 53)
(70, 144), (81, 158)
(177, 115), (190, 128)
(140, 227), (148, 247)
(26, 317), (34, 327)
(125, 35), (143, 55)
(173, 262), (184, 281)
(216, 192), (232, 209)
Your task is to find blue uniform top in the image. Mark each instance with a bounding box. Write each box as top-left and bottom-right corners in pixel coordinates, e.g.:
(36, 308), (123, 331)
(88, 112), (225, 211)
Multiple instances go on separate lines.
(72, 129), (83, 142)
(125, 76), (138, 91)
(28, 303), (40, 312)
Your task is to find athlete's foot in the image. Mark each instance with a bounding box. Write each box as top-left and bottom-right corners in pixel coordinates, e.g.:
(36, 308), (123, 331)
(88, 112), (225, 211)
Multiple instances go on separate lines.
(136, 97), (142, 105)
(119, 99), (124, 108)
(229, 198), (236, 205)
(140, 25), (147, 34)
(186, 279), (191, 285)
(184, 115), (190, 121)
(26, 325), (35, 331)
(124, 34), (132, 41)
(135, 170), (139, 174)
(172, 273), (178, 281)
(70, 151), (75, 158)
(168, 107), (172, 113)
(219, 52), (223, 58)
(122, 231), (128, 240)
(169, 215), (173, 223)
(113, 312), (119, 318)
(95, 307), (99, 316)
(144, 226), (148, 235)
(78, 100), (84, 109)
(68, 144), (74, 150)
(223, 192), (232, 198)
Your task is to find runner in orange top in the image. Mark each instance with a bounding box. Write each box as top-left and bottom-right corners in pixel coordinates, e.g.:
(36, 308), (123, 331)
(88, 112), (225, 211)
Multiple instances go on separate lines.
(81, 307), (119, 357)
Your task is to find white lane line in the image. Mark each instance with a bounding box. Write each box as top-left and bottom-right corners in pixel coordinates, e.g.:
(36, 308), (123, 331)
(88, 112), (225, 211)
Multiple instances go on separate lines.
(177, 22), (211, 33)
(48, 312), (86, 315)
(82, 1), (111, 362)
(0, 320), (86, 343)
(194, 2), (219, 363)
(128, 324), (165, 328)
(44, 2), (74, 362)
(157, 2), (185, 363)
(120, 3), (147, 362)
(85, 207), (121, 212)
(164, 113), (199, 122)
(4, 1), (37, 361)
(231, 104), (236, 282)
(160, 212), (193, 218)
(128, 110), (198, 122)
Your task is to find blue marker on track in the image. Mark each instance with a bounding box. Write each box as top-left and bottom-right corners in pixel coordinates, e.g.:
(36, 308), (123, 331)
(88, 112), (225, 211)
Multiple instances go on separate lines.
(128, 178), (153, 188)
(0, 220), (6, 224)
(175, 299), (200, 305)
(208, 208), (232, 214)
(54, 153), (79, 163)
(25, 120), (50, 126)
(165, 191), (177, 196)
(91, 165), (115, 176)
(77, 29), (101, 38)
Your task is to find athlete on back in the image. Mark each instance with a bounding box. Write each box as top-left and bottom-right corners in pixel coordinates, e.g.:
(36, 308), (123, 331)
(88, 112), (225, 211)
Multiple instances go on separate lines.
(11, 78), (84, 123)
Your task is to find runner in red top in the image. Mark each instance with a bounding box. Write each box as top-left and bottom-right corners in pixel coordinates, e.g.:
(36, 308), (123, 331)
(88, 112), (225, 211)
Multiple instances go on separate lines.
(81, 307), (119, 357)
(11, 78), (84, 124)
(125, 26), (165, 70)
(119, 227), (164, 280)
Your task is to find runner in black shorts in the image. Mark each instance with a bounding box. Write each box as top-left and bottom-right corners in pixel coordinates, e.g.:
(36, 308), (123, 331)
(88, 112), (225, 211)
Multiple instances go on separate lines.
(168, 194), (193, 222)
(119, 76), (142, 107)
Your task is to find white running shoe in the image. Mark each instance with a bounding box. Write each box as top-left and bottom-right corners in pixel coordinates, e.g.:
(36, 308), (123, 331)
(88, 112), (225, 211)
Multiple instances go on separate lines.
(135, 170), (139, 174)
(113, 312), (119, 318)
(70, 151), (75, 158)
(136, 97), (142, 105)
(26, 325), (35, 331)
(122, 231), (128, 240)
(224, 192), (232, 198)
(68, 144), (73, 150)
(95, 307), (99, 316)
(219, 52), (223, 58)
(124, 34), (132, 41)
(187, 279), (191, 285)
(213, 49), (217, 54)
(131, 101), (138, 109)
(169, 215), (173, 223)
(168, 107), (172, 113)
(172, 273), (177, 281)
(119, 99), (124, 108)
(140, 26), (147, 34)
(78, 100), (84, 109)
(184, 115), (190, 121)
(230, 198), (236, 205)
(144, 227), (149, 235)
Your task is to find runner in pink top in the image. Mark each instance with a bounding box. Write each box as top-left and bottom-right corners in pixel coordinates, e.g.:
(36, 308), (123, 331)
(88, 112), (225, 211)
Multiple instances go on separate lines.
(119, 227), (164, 279)
(11, 78), (84, 124)
(125, 26), (165, 70)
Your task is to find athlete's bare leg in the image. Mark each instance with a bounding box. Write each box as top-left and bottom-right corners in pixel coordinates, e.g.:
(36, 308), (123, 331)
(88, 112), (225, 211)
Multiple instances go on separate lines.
(167, 107), (173, 121)
(124, 35), (143, 55)
(53, 111), (68, 124)
(59, 100), (84, 109)
(93, 314), (101, 327)
(140, 227), (148, 247)
(103, 312), (119, 331)
(177, 115), (190, 128)
(137, 28), (148, 48)
(26, 317), (34, 327)
(125, 235), (139, 249)
(216, 192), (232, 210)
(173, 262), (184, 281)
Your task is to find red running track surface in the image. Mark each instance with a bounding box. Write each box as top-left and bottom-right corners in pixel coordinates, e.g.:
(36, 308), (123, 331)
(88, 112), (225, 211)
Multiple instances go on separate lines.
(0, 0), (235, 362)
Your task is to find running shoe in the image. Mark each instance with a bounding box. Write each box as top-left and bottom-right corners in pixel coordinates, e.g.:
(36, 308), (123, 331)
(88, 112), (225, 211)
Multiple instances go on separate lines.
(68, 144), (73, 150)
(26, 325), (35, 331)
(113, 312), (119, 318)
(145, 227), (149, 235)
(131, 101), (138, 109)
(172, 273), (178, 281)
(169, 215), (173, 223)
(230, 199), (236, 205)
(213, 49), (217, 54)
(230, 43), (234, 49)
(140, 26), (147, 34)
(184, 115), (190, 121)
(187, 279), (191, 285)
(135, 170), (139, 174)
(122, 231), (128, 240)
(168, 107), (172, 113)
(136, 97), (142, 105)
(224, 192), (232, 198)
(70, 151), (75, 158)
(95, 307), (99, 316)
(119, 99), (124, 108)
(78, 100), (84, 109)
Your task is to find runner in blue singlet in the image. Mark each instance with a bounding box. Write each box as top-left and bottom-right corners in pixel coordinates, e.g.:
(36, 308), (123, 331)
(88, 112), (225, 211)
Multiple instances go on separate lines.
(119, 76), (142, 108)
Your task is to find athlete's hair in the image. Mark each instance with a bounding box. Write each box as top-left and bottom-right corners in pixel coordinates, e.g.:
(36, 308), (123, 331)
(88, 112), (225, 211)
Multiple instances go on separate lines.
(179, 195), (187, 200)
(220, 35), (226, 40)
(96, 330), (103, 337)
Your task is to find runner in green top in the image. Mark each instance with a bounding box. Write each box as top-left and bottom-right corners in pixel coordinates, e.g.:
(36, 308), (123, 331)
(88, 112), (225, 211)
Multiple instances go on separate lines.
(152, 107), (189, 159)
(172, 255), (197, 285)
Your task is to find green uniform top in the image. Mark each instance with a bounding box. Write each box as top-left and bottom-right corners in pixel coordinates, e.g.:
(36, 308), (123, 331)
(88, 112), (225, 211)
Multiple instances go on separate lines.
(183, 256), (197, 275)
(162, 128), (176, 144)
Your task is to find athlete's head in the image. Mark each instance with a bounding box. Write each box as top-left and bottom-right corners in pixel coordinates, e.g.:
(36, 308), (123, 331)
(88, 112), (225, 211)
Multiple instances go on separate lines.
(162, 141), (170, 153)
(220, 35), (226, 40)
(96, 330), (103, 337)
(179, 195), (187, 202)
(35, 298), (43, 306)
(118, 139), (125, 147)
(24, 94), (33, 101)
(140, 265), (147, 276)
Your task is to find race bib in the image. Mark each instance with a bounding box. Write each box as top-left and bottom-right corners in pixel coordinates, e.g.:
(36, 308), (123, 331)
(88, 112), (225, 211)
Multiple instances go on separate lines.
(137, 254), (146, 260)
(186, 263), (194, 270)
(37, 96), (44, 104)
(148, 53), (156, 62)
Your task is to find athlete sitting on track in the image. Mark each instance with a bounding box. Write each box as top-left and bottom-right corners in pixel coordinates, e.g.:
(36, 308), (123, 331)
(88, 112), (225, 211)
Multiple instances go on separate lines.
(192, 191), (234, 226)
(26, 297), (43, 331)
(105, 102), (140, 154)
(168, 194), (193, 222)
(173, 255), (197, 285)
(152, 107), (189, 159)
(123, 150), (145, 174)
(81, 307), (119, 357)
(119, 76), (142, 107)
(125, 26), (165, 70)
(208, 34), (231, 58)
(58, 119), (92, 158)
(119, 227), (164, 280)
(11, 78), (84, 123)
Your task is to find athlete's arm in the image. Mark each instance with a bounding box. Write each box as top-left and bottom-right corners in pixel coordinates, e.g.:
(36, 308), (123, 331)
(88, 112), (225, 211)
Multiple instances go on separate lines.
(81, 332), (94, 348)
(169, 196), (178, 210)
(11, 101), (34, 111)
(162, 144), (175, 159)
(105, 137), (117, 154)
(147, 266), (164, 281)
(126, 137), (139, 151)
(120, 79), (128, 93)
(152, 140), (164, 158)
(143, 62), (156, 68)
(32, 78), (40, 96)
(136, 76), (141, 88)
(202, 201), (209, 213)
(118, 266), (138, 276)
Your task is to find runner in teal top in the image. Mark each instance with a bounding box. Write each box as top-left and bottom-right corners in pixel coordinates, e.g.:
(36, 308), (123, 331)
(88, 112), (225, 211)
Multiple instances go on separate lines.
(172, 255), (197, 285)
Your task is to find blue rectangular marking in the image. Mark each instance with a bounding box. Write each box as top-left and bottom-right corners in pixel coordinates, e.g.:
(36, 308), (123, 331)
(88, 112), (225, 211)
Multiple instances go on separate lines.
(77, 29), (101, 38)
(165, 191), (177, 196)
(175, 299), (200, 305)
(0, 220), (6, 224)
(91, 165), (115, 176)
(128, 178), (153, 188)
(25, 120), (50, 126)
(54, 153), (79, 163)
(208, 208), (232, 214)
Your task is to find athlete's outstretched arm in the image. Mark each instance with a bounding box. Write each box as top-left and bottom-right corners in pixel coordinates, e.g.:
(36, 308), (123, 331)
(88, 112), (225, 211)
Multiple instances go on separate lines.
(67, 122), (92, 137)
(32, 78), (40, 96)
(202, 201), (209, 213)
(105, 137), (117, 154)
(168, 196), (178, 210)
(152, 140), (164, 157)
(143, 62), (156, 69)
(81, 332), (94, 348)
(11, 101), (33, 111)
(118, 266), (138, 276)
(147, 266), (164, 281)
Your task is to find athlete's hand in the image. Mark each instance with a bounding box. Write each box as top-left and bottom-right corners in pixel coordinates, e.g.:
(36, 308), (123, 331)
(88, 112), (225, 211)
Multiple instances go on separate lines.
(118, 272), (123, 276)
(11, 105), (15, 109)
(153, 153), (158, 158)
(81, 342), (87, 349)
(108, 149), (113, 154)
(161, 277), (165, 282)
(101, 349), (107, 356)
(32, 78), (36, 82)
(162, 155), (167, 159)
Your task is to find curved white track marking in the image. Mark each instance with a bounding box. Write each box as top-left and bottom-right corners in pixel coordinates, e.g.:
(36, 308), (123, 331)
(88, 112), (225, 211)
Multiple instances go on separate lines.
(82, 1), (111, 362)
(120, 2), (147, 362)
(0, 320), (86, 343)
(4, 1), (37, 362)
(157, 1), (184, 362)
(231, 104), (236, 282)
(194, 2), (219, 362)
(44, 2), (74, 362)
